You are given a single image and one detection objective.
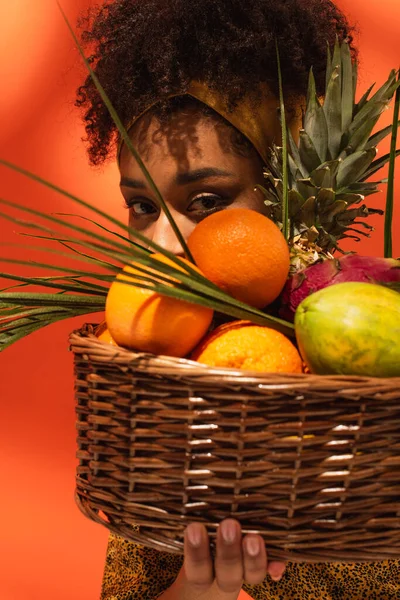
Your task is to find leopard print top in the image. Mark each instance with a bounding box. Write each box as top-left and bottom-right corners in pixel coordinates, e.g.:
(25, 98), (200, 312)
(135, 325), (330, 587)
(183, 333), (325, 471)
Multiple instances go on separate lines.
(100, 531), (400, 600)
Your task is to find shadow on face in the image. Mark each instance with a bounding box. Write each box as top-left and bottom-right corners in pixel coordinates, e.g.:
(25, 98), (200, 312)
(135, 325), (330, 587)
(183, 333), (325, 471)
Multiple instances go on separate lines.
(119, 102), (268, 255)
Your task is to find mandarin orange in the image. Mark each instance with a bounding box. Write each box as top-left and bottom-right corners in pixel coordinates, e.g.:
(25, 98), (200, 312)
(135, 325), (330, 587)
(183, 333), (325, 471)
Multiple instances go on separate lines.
(105, 253), (213, 357)
(192, 320), (302, 373)
(95, 321), (118, 346)
(187, 208), (290, 309)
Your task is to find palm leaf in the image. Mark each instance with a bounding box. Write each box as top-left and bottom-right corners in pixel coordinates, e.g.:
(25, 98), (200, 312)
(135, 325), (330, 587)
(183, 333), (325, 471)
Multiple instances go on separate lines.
(275, 41), (289, 240)
(384, 70), (400, 258)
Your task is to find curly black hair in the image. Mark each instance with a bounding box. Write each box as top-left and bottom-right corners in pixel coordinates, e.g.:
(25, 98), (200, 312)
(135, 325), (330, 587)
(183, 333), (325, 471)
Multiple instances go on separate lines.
(75, 0), (356, 165)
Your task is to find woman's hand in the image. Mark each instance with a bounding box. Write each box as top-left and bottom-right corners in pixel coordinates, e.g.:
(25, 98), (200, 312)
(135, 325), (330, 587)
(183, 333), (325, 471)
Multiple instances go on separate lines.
(160, 519), (286, 600)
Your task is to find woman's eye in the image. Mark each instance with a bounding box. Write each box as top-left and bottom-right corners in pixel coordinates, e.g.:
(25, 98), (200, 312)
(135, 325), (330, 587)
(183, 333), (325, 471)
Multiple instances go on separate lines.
(125, 199), (158, 216)
(187, 194), (229, 214)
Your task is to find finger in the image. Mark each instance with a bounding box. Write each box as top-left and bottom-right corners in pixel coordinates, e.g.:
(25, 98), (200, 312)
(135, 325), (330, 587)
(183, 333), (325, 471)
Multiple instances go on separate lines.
(267, 560), (287, 582)
(242, 534), (268, 585)
(214, 519), (244, 594)
(183, 522), (214, 591)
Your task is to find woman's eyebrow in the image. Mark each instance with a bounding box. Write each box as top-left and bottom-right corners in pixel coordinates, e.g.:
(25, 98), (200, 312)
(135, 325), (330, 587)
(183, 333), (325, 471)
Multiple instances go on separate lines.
(120, 168), (234, 190)
(175, 167), (235, 184)
(120, 176), (146, 189)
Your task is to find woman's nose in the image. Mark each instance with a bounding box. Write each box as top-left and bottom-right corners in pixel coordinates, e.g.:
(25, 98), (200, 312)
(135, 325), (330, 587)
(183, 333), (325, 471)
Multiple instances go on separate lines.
(151, 211), (194, 256)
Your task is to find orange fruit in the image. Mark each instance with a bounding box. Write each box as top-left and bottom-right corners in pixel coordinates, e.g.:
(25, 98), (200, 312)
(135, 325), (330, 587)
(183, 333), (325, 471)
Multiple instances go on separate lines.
(95, 321), (118, 346)
(105, 253), (213, 357)
(192, 320), (303, 373)
(187, 208), (290, 309)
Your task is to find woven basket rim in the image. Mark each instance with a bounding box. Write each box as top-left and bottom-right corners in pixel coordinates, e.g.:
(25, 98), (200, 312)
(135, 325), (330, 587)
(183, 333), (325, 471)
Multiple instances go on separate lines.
(69, 324), (400, 390)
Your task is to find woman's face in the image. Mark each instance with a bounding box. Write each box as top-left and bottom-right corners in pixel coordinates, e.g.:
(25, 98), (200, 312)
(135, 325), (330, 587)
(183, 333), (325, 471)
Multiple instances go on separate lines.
(119, 109), (267, 255)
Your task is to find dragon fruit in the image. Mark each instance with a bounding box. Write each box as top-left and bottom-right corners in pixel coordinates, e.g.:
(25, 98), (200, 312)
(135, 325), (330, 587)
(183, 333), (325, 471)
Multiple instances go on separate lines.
(279, 255), (400, 322)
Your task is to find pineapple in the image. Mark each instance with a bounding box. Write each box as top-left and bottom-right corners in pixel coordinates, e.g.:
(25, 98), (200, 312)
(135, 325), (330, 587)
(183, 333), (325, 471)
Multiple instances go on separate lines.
(261, 39), (400, 273)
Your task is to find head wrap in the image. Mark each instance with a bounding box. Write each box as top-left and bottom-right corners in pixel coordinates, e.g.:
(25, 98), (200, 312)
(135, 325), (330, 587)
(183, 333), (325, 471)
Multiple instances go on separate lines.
(117, 81), (302, 165)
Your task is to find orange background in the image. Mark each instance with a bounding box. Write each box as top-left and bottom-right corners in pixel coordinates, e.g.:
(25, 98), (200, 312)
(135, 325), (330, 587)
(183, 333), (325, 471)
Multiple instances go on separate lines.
(0, 1), (399, 599)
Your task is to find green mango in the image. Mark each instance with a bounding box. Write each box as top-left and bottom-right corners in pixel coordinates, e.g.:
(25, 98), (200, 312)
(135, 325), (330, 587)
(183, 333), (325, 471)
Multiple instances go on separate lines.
(294, 282), (400, 377)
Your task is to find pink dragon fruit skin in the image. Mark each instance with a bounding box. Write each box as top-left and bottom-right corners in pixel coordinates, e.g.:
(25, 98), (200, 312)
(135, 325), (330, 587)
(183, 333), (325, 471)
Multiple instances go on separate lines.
(279, 255), (400, 322)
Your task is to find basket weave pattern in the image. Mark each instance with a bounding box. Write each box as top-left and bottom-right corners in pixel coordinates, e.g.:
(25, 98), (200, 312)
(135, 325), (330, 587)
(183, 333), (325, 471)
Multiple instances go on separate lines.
(71, 325), (400, 562)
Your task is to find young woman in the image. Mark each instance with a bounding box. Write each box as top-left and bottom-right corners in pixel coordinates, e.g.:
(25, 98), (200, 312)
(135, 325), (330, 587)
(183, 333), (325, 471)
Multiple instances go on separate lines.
(76, 1), (400, 598)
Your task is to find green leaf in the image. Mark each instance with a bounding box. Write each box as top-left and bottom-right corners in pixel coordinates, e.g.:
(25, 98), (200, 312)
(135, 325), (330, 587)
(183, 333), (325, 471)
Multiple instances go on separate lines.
(361, 149), (400, 181)
(384, 71), (400, 258)
(276, 40), (289, 241)
(321, 200), (348, 223)
(0, 272), (107, 296)
(336, 148), (377, 190)
(349, 71), (399, 134)
(296, 178), (318, 201)
(352, 55), (358, 107)
(107, 272), (295, 337)
(316, 188), (336, 212)
(323, 65), (342, 158)
(299, 196), (317, 227)
(341, 41), (354, 133)
(346, 105), (386, 152)
(0, 292), (105, 309)
(366, 121), (400, 148)
(298, 130), (322, 173)
(288, 129), (307, 177)
(304, 68), (328, 162)
(288, 188), (306, 217)
(325, 42), (333, 92)
(354, 83), (375, 116)
(335, 193), (364, 206)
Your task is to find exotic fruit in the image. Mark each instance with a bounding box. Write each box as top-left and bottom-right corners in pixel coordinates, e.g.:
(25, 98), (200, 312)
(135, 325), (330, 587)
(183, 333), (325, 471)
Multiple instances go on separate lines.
(295, 282), (400, 377)
(280, 255), (400, 321)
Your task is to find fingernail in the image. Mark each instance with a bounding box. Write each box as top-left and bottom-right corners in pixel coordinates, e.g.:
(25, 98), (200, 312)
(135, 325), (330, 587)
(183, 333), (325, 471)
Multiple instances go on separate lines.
(269, 566), (285, 582)
(220, 520), (237, 544)
(245, 536), (260, 557)
(187, 523), (203, 548)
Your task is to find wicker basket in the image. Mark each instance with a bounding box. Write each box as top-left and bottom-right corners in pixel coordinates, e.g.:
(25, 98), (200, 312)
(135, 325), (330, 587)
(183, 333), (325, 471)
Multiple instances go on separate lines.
(70, 324), (400, 563)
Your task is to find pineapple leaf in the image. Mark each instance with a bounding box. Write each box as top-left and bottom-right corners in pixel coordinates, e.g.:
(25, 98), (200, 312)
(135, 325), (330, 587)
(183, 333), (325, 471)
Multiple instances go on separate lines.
(336, 148), (377, 190)
(323, 65), (342, 158)
(352, 55), (358, 107)
(335, 193), (364, 206)
(341, 41), (354, 133)
(309, 165), (331, 189)
(366, 121), (400, 148)
(299, 196), (317, 227)
(299, 130), (322, 172)
(296, 178), (318, 201)
(288, 129), (307, 178)
(325, 42), (333, 92)
(304, 68), (328, 162)
(316, 188), (336, 211)
(349, 70), (399, 134)
(288, 188), (306, 217)
(321, 199), (348, 223)
(361, 149), (400, 181)
(354, 83), (375, 115)
(346, 104), (387, 152)
(311, 159), (341, 187)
